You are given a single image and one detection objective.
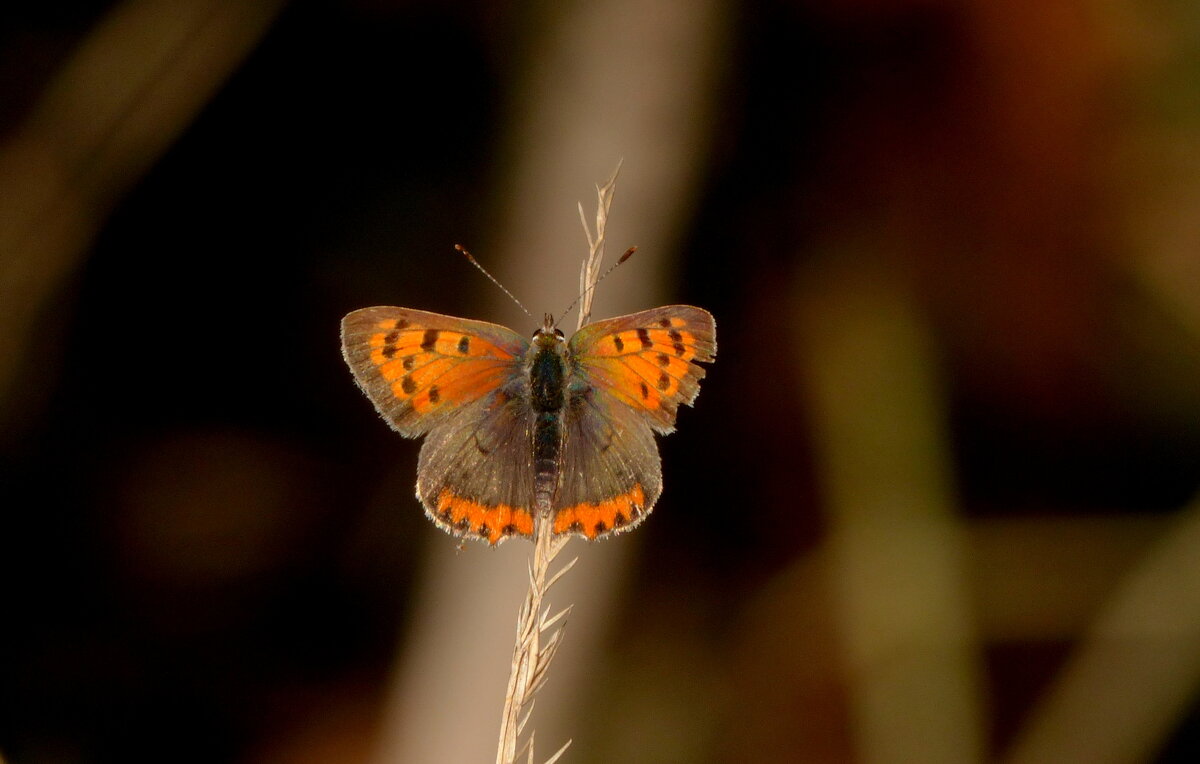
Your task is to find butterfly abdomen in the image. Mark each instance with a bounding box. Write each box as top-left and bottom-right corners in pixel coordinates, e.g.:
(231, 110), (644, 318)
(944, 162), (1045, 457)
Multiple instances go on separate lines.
(532, 411), (562, 511)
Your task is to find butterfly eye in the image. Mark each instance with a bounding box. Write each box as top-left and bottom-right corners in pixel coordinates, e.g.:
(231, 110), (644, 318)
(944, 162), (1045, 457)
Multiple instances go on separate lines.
(554, 328), (565, 339)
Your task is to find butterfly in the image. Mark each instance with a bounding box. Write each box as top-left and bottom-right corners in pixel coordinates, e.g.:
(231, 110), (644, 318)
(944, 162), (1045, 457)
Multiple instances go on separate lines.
(340, 304), (716, 544)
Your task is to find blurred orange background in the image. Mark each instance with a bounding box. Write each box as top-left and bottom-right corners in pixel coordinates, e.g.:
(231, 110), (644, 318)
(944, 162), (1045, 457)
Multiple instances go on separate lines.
(3, 1), (1200, 762)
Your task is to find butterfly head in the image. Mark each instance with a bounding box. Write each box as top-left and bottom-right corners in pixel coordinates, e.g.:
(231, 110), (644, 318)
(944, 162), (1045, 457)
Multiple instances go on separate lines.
(533, 313), (566, 349)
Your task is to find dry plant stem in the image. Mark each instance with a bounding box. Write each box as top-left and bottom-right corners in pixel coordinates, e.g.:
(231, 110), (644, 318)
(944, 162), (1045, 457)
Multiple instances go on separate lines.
(577, 161), (622, 327)
(496, 163), (621, 764)
(496, 516), (575, 763)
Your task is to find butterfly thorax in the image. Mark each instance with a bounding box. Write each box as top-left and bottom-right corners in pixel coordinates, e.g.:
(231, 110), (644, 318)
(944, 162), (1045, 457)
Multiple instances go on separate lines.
(528, 326), (571, 515)
(529, 328), (568, 411)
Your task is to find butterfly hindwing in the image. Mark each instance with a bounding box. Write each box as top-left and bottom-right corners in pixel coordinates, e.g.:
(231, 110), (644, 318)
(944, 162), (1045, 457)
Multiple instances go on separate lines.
(340, 306), (529, 437)
(554, 389), (663, 539)
(416, 388), (538, 544)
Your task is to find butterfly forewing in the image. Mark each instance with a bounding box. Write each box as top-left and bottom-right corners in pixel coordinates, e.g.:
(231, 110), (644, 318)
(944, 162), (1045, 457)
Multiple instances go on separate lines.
(340, 306), (529, 437)
(568, 305), (716, 433)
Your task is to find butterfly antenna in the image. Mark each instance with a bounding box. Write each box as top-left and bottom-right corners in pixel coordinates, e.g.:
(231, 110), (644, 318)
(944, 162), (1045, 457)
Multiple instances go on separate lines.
(557, 246), (637, 326)
(454, 244), (533, 320)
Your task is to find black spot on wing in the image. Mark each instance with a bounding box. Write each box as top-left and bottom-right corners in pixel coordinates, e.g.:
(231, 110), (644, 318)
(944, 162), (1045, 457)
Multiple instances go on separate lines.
(429, 385), (440, 404)
(668, 329), (690, 358)
(457, 335), (470, 354)
(401, 376), (417, 394)
(636, 328), (653, 349)
(421, 329), (439, 351)
(613, 335), (625, 353)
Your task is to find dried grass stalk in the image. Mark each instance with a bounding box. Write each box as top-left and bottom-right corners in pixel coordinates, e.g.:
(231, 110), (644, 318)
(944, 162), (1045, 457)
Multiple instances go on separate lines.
(577, 161), (622, 328)
(495, 164), (622, 764)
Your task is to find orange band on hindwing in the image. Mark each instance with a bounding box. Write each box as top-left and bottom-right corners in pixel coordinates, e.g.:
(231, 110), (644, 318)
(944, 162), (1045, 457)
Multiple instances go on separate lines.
(435, 489), (534, 545)
(553, 484), (647, 539)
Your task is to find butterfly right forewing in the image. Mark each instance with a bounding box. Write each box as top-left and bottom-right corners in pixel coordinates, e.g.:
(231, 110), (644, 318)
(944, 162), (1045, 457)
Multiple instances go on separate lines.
(568, 305), (716, 433)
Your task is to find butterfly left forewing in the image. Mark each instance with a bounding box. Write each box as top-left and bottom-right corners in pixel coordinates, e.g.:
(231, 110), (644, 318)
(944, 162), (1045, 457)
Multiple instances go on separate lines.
(341, 306), (529, 437)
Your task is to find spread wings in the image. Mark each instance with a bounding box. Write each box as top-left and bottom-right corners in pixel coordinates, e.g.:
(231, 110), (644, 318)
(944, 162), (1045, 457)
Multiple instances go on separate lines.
(341, 304), (717, 544)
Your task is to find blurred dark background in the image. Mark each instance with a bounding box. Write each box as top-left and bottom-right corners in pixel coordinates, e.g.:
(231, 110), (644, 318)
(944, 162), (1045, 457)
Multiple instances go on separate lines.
(3, 0), (1200, 762)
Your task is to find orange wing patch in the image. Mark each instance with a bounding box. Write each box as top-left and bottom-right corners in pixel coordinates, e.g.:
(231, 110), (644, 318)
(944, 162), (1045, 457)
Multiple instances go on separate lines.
(363, 319), (517, 414)
(435, 489), (534, 545)
(367, 319), (514, 363)
(583, 326), (711, 412)
(603, 326), (701, 362)
(553, 484), (647, 539)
